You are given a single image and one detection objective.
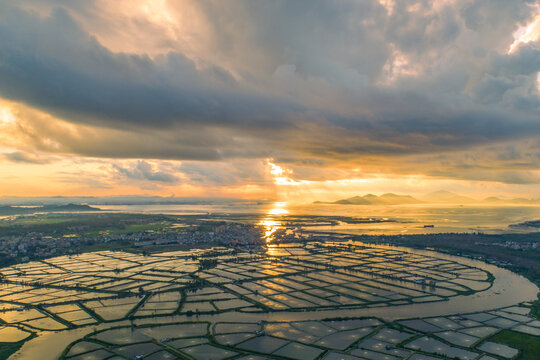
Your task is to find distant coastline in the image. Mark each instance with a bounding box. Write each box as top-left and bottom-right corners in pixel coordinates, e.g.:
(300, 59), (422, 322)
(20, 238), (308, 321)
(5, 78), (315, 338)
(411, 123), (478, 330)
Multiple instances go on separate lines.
(0, 204), (100, 216)
(316, 190), (540, 206)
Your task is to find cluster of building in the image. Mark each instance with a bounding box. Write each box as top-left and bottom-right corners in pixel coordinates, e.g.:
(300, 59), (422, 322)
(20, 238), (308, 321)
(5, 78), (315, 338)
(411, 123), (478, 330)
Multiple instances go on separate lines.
(135, 222), (266, 250)
(0, 234), (80, 262)
(494, 240), (540, 250)
(0, 222), (267, 264)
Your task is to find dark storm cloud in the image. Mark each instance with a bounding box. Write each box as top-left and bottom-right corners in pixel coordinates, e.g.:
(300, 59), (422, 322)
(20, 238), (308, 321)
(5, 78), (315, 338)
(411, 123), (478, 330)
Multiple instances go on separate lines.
(0, 0), (539, 184)
(0, 6), (301, 130)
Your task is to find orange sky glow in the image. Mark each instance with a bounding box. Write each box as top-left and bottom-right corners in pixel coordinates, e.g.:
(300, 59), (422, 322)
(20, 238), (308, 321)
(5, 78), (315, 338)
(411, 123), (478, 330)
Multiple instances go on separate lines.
(1, 1), (539, 202)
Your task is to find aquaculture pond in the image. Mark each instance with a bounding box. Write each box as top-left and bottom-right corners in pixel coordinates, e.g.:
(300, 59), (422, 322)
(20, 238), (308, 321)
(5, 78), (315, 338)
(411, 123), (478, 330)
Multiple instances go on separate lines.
(0, 242), (538, 359)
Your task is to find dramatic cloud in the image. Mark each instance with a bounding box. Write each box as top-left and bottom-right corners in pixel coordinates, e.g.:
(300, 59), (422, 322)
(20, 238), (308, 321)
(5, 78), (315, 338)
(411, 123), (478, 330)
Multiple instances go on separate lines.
(0, 0), (539, 197)
(113, 161), (180, 184)
(2, 151), (51, 164)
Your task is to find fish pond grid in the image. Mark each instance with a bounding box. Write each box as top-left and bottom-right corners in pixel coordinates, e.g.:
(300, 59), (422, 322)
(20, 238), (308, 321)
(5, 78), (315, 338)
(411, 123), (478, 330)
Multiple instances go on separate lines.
(0, 242), (538, 360)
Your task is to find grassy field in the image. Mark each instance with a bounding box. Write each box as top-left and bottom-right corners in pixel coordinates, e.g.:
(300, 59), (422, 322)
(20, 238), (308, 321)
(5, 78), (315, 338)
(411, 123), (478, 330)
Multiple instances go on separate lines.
(489, 330), (540, 360)
(0, 215), (74, 226)
(84, 221), (171, 236)
(0, 213), (175, 237)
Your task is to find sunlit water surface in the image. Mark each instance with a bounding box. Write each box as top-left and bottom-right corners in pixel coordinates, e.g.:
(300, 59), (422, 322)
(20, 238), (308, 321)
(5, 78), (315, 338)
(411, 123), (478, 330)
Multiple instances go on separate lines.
(98, 203), (540, 235)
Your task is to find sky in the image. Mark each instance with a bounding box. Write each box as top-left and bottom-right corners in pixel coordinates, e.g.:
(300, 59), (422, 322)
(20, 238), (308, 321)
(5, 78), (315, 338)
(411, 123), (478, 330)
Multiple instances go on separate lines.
(0, 0), (539, 203)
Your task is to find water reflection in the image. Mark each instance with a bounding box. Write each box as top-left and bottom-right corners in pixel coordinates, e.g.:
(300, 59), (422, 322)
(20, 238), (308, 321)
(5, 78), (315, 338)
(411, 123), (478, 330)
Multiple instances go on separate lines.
(259, 219), (280, 241)
(258, 202), (288, 244)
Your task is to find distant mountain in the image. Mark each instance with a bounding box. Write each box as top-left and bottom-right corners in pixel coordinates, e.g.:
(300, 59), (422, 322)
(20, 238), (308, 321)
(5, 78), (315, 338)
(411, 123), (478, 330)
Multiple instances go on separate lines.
(421, 191), (540, 204)
(318, 190), (540, 206)
(0, 196), (256, 206)
(334, 196), (370, 205)
(380, 193), (422, 204)
(510, 219), (540, 228)
(0, 204), (100, 215)
(483, 196), (540, 205)
(331, 193), (423, 205)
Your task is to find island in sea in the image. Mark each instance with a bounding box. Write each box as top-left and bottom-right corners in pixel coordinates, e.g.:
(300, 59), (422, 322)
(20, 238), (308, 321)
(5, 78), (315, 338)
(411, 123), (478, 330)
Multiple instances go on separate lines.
(316, 190), (540, 205)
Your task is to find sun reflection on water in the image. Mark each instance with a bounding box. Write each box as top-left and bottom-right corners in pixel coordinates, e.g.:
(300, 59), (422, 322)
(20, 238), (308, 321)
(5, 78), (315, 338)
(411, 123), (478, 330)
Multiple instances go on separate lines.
(259, 219), (280, 240)
(258, 202), (288, 245)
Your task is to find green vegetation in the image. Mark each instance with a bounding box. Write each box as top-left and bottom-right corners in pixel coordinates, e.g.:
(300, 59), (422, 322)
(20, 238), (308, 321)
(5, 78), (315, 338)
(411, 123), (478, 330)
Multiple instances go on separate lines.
(531, 296), (540, 319)
(0, 213), (175, 237)
(84, 221), (170, 236)
(489, 330), (540, 360)
(0, 341), (25, 360)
